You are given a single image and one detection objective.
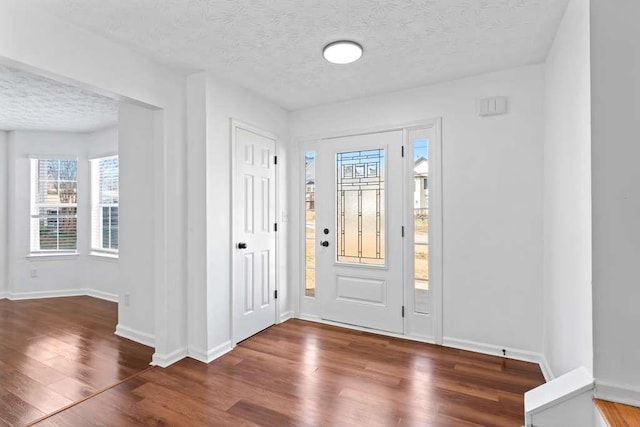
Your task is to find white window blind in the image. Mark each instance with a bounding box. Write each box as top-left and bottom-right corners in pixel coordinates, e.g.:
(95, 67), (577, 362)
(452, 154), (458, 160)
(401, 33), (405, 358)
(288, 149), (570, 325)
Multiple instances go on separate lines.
(30, 159), (78, 253)
(91, 156), (119, 253)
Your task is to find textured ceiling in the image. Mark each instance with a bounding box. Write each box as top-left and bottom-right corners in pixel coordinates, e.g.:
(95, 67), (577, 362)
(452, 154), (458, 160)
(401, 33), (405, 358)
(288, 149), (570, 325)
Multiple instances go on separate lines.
(0, 65), (118, 132)
(31, 0), (568, 110)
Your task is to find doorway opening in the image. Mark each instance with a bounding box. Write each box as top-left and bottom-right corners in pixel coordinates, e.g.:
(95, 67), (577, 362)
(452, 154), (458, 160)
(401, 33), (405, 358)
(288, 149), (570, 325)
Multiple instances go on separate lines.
(299, 120), (442, 343)
(0, 62), (157, 426)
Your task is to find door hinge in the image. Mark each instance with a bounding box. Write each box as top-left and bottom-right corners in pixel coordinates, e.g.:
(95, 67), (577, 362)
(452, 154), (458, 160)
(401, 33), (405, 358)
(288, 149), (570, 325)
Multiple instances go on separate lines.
(402, 305), (405, 318)
(274, 223), (278, 232)
(401, 226), (405, 237)
(274, 290), (278, 299)
(274, 155), (278, 165)
(401, 145), (404, 157)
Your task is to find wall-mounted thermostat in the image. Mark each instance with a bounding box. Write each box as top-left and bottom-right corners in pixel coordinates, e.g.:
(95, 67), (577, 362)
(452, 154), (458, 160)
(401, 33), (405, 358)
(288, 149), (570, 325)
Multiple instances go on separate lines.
(479, 96), (508, 116)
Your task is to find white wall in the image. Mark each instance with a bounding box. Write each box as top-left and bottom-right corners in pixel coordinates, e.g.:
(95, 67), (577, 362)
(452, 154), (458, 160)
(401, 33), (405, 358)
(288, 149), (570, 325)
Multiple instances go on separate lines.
(84, 126), (119, 298)
(4, 129), (118, 298)
(87, 126), (118, 158)
(0, 0), (187, 363)
(186, 73), (290, 360)
(591, 0), (640, 405)
(290, 65), (545, 354)
(118, 104), (155, 345)
(7, 131), (87, 295)
(542, 0), (592, 378)
(0, 131), (8, 296)
(186, 73), (209, 357)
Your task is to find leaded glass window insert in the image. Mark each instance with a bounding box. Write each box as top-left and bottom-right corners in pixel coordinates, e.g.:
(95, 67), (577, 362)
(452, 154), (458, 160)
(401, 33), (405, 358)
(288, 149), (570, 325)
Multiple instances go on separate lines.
(336, 149), (385, 266)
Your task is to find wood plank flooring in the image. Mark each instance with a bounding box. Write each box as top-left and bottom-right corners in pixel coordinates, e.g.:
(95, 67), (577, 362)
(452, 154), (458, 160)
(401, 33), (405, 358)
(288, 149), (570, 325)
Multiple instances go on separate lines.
(38, 319), (545, 426)
(595, 399), (640, 426)
(0, 296), (154, 427)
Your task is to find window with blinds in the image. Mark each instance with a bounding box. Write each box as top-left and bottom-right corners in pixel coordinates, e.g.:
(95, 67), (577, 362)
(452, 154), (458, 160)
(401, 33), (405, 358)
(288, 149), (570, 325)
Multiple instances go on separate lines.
(30, 159), (78, 253)
(91, 156), (119, 254)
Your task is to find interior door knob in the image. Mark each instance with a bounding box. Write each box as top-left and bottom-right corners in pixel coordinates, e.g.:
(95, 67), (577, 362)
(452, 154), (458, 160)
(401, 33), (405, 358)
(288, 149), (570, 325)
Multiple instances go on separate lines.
(320, 240), (329, 247)
(237, 242), (247, 249)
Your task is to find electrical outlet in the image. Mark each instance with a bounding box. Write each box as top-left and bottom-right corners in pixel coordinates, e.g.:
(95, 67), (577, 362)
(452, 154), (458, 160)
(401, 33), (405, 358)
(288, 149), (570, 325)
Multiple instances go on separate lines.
(30, 268), (38, 278)
(124, 293), (130, 307)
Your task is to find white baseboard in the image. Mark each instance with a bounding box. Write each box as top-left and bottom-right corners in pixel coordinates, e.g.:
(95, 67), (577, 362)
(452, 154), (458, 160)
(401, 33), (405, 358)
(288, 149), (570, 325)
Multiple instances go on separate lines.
(279, 310), (294, 323)
(298, 314), (437, 345)
(0, 291), (7, 300)
(443, 337), (549, 372)
(538, 355), (555, 382)
(115, 324), (155, 348)
(82, 288), (118, 303)
(188, 340), (233, 364)
(152, 347), (188, 368)
(595, 379), (640, 407)
(4, 288), (118, 303)
(7, 289), (84, 300)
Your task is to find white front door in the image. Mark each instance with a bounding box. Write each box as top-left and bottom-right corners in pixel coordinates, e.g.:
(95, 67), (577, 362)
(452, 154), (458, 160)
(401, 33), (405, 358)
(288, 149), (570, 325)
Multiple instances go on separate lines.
(233, 126), (277, 342)
(315, 131), (404, 334)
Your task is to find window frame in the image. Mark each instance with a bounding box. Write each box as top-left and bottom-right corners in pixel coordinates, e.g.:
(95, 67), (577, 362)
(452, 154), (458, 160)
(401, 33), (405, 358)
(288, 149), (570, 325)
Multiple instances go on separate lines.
(29, 157), (79, 255)
(90, 155), (119, 256)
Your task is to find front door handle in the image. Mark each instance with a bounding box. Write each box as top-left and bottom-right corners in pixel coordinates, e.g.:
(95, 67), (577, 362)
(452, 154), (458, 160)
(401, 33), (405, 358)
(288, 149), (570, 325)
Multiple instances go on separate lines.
(237, 242), (247, 249)
(320, 240), (329, 247)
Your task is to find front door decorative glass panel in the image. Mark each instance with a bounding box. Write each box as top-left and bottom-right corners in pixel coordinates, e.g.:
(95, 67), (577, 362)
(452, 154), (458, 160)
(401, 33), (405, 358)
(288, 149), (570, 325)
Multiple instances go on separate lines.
(336, 149), (385, 265)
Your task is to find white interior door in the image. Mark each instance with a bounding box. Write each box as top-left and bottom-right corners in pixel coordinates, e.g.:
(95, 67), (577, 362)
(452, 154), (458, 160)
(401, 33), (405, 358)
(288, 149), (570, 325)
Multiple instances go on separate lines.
(316, 131), (404, 334)
(233, 126), (277, 342)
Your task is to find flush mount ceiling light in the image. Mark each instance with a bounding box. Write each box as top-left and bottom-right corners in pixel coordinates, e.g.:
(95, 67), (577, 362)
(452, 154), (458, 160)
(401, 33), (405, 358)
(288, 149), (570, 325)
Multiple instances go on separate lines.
(322, 40), (363, 64)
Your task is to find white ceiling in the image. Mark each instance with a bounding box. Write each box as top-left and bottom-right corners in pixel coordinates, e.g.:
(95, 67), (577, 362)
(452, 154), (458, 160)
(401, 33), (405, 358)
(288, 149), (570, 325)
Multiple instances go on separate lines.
(0, 65), (118, 133)
(33, 0), (568, 111)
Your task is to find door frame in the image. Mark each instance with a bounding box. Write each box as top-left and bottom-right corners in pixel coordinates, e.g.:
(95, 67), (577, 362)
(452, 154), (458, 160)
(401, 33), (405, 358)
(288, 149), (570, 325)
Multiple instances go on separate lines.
(230, 118), (280, 345)
(295, 118), (443, 345)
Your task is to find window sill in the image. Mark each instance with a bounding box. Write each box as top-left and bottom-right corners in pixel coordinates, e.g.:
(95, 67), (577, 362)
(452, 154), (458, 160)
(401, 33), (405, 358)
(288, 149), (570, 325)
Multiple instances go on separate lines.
(89, 251), (119, 261)
(26, 253), (79, 261)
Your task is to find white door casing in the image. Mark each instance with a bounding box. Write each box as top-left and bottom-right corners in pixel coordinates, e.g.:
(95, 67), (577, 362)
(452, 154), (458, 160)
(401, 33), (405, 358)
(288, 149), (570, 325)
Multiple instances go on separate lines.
(316, 130), (405, 334)
(298, 119), (443, 344)
(232, 123), (277, 343)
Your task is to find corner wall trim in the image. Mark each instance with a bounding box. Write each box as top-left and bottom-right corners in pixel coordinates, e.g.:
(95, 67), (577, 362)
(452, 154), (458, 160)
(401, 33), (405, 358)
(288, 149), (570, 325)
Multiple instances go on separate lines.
(539, 355), (555, 382)
(151, 347), (188, 368)
(279, 311), (294, 323)
(595, 379), (640, 408)
(188, 341), (233, 364)
(524, 367), (594, 426)
(115, 324), (155, 348)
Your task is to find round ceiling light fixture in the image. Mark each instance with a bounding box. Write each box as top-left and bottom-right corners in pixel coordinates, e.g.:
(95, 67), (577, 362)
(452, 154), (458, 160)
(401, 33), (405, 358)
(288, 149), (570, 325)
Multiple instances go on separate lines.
(322, 40), (363, 64)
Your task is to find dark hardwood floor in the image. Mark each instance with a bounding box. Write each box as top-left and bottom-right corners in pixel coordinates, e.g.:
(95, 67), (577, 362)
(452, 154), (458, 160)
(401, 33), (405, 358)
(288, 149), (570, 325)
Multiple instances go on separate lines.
(37, 319), (544, 426)
(0, 296), (154, 427)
